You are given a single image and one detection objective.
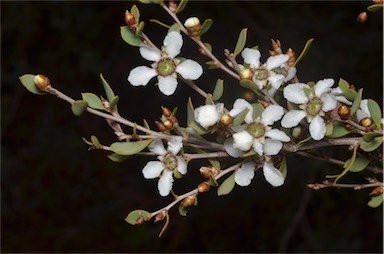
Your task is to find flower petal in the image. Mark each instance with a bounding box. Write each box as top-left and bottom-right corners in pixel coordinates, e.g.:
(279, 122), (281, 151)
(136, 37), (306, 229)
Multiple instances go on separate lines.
(264, 139), (283, 156)
(176, 156), (187, 175)
(233, 131), (254, 152)
(158, 75), (178, 96)
(336, 96), (352, 106)
(235, 161), (256, 186)
(128, 66), (157, 87)
(194, 104), (219, 129)
(167, 136), (183, 155)
(176, 59), (203, 80)
(284, 67), (297, 82)
(266, 54), (289, 70)
(229, 98), (253, 123)
(163, 31), (183, 58)
(309, 115), (326, 140)
(281, 110), (307, 128)
(158, 170), (174, 196)
(142, 161), (164, 179)
(224, 138), (245, 158)
(241, 48), (261, 68)
(356, 109), (369, 122)
(268, 74), (285, 90)
(262, 105), (284, 126)
(265, 129), (290, 142)
(321, 93), (337, 112)
(253, 138), (263, 156)
(283, 83), (308, 104)
(148, 139), (167, 155)
(263, 162), (284, 187)
(360, 99), (370, 116)
(139, 46), (161, 62)
(314, 78), (334, 97)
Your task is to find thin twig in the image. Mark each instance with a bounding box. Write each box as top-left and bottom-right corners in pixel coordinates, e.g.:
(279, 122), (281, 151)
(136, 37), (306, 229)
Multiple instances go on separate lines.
(284, 137), (362, 152)
(307, 180), (383, 190)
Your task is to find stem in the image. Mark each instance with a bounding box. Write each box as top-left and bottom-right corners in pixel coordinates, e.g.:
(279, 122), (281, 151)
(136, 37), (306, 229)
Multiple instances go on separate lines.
(284, 137), (362, 152)
(307, 180), (383, 190)
(185, 151), (229, 160)
(179, 75), (208, 98)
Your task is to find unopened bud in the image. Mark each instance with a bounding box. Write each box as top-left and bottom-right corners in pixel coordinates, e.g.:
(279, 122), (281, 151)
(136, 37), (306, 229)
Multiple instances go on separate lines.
(154, 210), (167, 222)
(163, 119), (174, 130)
(370, 186), (384, 196)
(286, 48), (296, 66)
(292, 126), (302, 139)
(184, 17), (201, 35)
(220, 114), (233, 126)
(161, 106), (172, 117)
(125, 10), (136, 27)
(198, 182), (210, 193)
(200, 166), (219, 178)
(240, 68), (253, 80)
(135, 216), (145, 225)
(181, 195), (197, 208)
(243, 90), (256, 102)
(156, 121), (168, 132)
(34, 74), (51, 91)
(357, 12), (368, 23)
(338, 105), (350, 120)
(360, 117), (372, 127)
(271, 39), (282, 53)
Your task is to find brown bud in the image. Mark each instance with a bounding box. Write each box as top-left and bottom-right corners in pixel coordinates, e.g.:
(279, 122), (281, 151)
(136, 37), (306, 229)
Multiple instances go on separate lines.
(124, 10), (136, 27)
(240, 68), (253, 80)
(163, 119), (174, 130)
(286, 48), (296, 66)
(161, 106), (172, 117)
(372, 0), (383, 4)
(370, 186), (384, 196)
(220, 114), (233, 126)
(357, 12), (368, 23)
(271, 39), (281, 52)
(243, 90), (256, 102)
(34, 74), (51, 91)
(360, 117), (372, 127)
(154, 210), (167, 222)
(156, 121), (168, 132)
(181, 195), (197, 208)
(268, 50), (278, 56)
(338, 105), (350, 120)
(135, 216), (145, 225)
(198, 182), (210, 193)
(200, 166), (219, 178)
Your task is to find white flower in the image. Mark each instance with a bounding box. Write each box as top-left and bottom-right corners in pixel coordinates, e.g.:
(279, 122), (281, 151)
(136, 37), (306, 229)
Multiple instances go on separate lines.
(127, 31), (203, 96)
(194, 103), (224, 129)
(142, 137), (187, 196)
(281, 78), (338, 140)
(356, 99), (371, 122)
(184, 17), (200, 28)
(234, 161), (284, 187)
(331, 87), (352, 105)
(225, 99), (290, 157)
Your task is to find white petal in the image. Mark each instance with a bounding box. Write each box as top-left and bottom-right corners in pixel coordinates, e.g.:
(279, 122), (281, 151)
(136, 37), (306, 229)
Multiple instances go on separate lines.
(265, 129), (290, 142)
(142, 161), (164, 179)
(241, 48), (261, 68)
(266, 54), (289, 70)
(224, 138), (245, 158)
(264, 139), (283, 156)
(233, 131), (254, 151)
(139, 46), (161, 62)
(163, 31), (183, 58)
(263, 162), (284, 187)
(148, 139), (166, 155)
(283, 83), (308, 104)
(229, 98), (253, 123)
(167, 136), (183, 155)
(281, 110), (307, 128)
(128, 66), (157, 87)
(309, 115), (326, 140)
(262, 105), (284, 126)
(158, 170), (174, 196)
(253, 138), (263, 156)
(360, 99), (371, 116)
(336, 96), (352, 106)
(176, 59), (203, 80)
(321, 93), (338, 112)
(235, 161), (256, 186)
(284, 67), (297, 82)
(356, 109), (369, 122)
(314, 78), (334, 97)
(268, 74), (285, 90)
(158, 75), (178, 96)
(176, 156), (187, 175)
(194, 105), (219, 129)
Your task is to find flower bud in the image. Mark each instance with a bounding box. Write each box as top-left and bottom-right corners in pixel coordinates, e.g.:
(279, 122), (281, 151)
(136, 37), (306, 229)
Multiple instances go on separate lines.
(181, 195), (197, 208)
(135, 216), (145, 225)
(161, 106), (172, 117)
(198, 182), (210, 193)
(156, 121), (168, 133)
(286, 48), (296, 66)
(232, 131), (253, 151)
(370, 186), (383, 196)
(360, 117), (372, 127)
(34, 74), (51, 91)
(199, 166), (219, 178)
(163, 119), (174, 130)
(292, 126), (302, 139)
(243, 90), (256, 102)
(154, 210), (167, 222)
(271, 39), (282, 53)
(220, 114), (233, 126)
(338, 105), (350, 120)
(357, 12), (368, 23)
(124, 10), (136, 27)
(184, 17), (201, 35)
(240, 68), (253, 80)
(194, 104), (220, 129)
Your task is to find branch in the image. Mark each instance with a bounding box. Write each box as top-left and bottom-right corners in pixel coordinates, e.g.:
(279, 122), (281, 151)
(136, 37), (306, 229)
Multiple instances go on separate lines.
(307, 180), (383, 190)
(284, 137), (362, 153)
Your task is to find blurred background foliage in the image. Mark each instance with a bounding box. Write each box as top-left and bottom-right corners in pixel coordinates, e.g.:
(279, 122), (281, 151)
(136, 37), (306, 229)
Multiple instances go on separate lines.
(1, 1), (383, 252)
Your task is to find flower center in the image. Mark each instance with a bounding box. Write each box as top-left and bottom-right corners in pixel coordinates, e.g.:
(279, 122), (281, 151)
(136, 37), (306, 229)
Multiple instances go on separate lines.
(163, 153), (177, 171)
(246, 122), (266, 138)
(306, 97), (323, 116)
(157, 58), (176, 76)
(254, 68), (269, 80)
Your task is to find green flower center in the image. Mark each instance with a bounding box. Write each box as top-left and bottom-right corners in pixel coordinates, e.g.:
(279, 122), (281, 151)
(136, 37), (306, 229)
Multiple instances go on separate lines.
(306, 97), (323, 116)
(157, 58), (176, 76)
(163, 153), (177, 171)
(246, 122), (266, 138)
(254, 68), (269, 80)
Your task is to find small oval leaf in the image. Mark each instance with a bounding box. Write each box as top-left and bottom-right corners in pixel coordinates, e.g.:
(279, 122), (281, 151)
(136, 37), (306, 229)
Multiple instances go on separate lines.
(232, 108), (250, 126)
(363, 132), (382, 142)
(168, 23), (180, 33)
(338, 78), (350, 93)
(252, 103), (264, 120)
(367, 4), (383, 12)
(125, 209), (151, 225)
(344, 157), (370, 173)
(350, 88), (363, 115)
(213, 79), (224, 101)
(198, 18), (213, 37)
(81, 93), (105, 110)
(130, 5), (140, 23)
(367, 99), (382, 127)
(360, 136), (383, 152)
(176, 0), (188, 13)
(217, 173), (235, 196)
(109, 95), (119, 112)
(120, 26), (143, 47)
(110, 139), (153, 156)
(71, 100), (88, 116)
(107, 153), (130, 162)
(368, 193), (383, 208)
(91, 135), (103, 149)
(19, 74), (45, 95)
(100, 73), (115, 102)
(187, 97), (195, 126)
(234, 28), (248, 57)
(327, 121), (351, 138)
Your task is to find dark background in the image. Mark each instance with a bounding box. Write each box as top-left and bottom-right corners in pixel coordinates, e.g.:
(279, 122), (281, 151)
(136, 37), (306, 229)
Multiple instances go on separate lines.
(1, 1), (383, 252)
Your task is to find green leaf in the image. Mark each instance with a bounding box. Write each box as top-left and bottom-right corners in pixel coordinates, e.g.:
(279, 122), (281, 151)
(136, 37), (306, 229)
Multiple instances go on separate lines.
(143, 119), (150, 130)
(217, 173), (235, 196)
(368, 193), (383, 208)
(232, 108), (250, 126)
(136, 21), (145, 36)
(234, 28), (248, 57)
(120, 26), (143, 46)
(205, 94), (214, 105)
(175, 0), (188, 13)
(130, 5), (140, 23)
(367, 4), (383, 12)
(109, 95), (119, 112)
(367, 99), (382, 127)
(294, 38), (314, 66)
(168, 23), (180, 33)
(107, 153), (130, 162)
(125, 209), (151, 225)
(240, 79), (259, 91)
(19, 74), (45, 95)
(212, 79), (224, 101)
(350, 88), (363, 115)
(198, 19), (213, 37)
(187, 97), (195, 126)
(205, 61), (220, 69)
(71, 100), (88, 116)
(189, 121), (209, 135)
(209, 175), (219, 187)
(344, 89), (357, 102)
(363, 132), (382, 142)
(360, 136), (383, 152)
(344, 157), (370, 173)
(252, 103), (264, 120)
(279, 157), (287, 179)
(208, 159), (220, 170)
(149, 19), (171, 29)
(91, 135), (102, 149)
(99, 73), (115, 102)
(110, 139), (153, 156)
(138, 0), (152, 3)
(338, 78), (350, 93)
(327, 121), (351, 138)
(178, 203), (189, 216)
(81, 93), (105, 110)
(204, 43), (212, 53)
(332, 146), (357, 183)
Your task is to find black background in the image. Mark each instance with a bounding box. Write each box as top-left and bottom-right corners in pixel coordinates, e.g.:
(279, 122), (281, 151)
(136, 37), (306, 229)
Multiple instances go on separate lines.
(2, 1), (383, 252)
